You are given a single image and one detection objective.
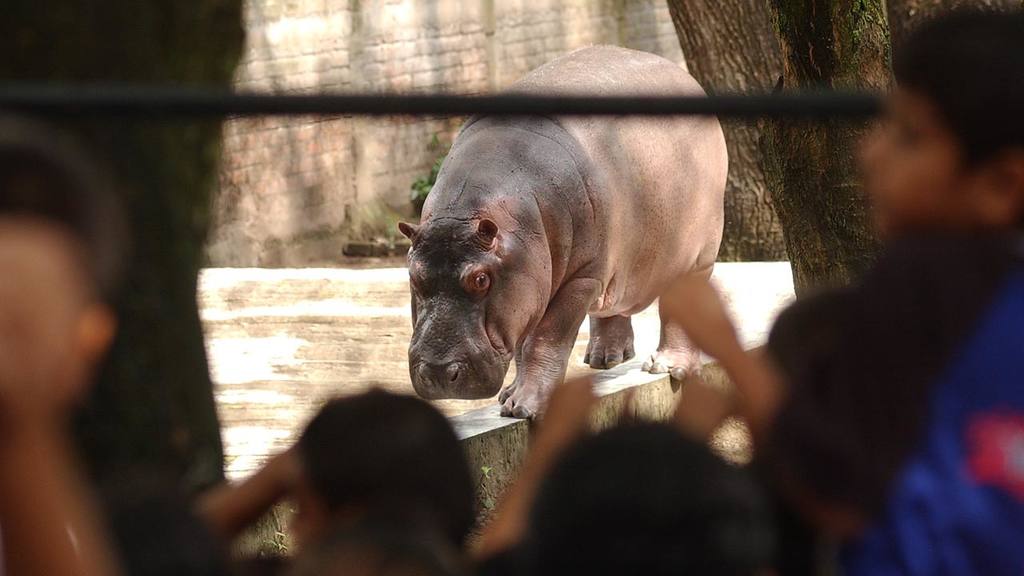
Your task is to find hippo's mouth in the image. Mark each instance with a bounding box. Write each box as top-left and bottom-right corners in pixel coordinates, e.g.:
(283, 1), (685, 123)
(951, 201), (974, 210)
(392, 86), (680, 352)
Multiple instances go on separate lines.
(410, 353), (510, 400)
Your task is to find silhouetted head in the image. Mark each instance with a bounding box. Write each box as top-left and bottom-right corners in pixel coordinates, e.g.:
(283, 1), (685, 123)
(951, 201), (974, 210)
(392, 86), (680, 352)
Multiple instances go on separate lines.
(100, 469), (229, 576)
(293, 390), (475, 550)
(288, 515), (465, 576)
(0, 115), (126, 412)
(0, 114), (127, 303)
(522, 423), (775, 576)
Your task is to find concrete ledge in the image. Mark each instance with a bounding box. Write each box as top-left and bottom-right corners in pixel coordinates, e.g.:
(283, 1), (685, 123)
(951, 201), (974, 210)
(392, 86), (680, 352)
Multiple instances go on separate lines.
(457, 356), (746, 520)
(458, 363), (670, 518)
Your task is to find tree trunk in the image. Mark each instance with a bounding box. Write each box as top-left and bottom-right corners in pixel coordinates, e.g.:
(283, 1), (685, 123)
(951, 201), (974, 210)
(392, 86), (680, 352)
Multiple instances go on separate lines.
(888, 0), (1023, 47)
(0, 2), (244, 492)
(666, 0), (787, 261)
(762, 0), (891, 294)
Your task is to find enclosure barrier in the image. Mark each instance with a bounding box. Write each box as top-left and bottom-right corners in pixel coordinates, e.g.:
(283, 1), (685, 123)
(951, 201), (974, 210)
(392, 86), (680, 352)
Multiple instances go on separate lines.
(0, 83), (882, 118)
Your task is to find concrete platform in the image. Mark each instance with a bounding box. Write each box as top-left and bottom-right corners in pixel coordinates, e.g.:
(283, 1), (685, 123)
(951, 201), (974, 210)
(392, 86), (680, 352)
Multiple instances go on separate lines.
(200, 262), (795, 482)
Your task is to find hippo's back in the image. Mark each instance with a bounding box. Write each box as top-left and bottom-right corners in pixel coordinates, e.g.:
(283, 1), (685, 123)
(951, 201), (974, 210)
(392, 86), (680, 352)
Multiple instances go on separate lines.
(508, 46), (727, 315)
(509, 45), (704, 98)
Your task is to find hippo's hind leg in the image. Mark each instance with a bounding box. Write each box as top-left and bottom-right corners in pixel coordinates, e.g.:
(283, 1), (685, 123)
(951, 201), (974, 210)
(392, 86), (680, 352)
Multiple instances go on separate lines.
(643, 306), (700, 381)
(584, 315), (635, 369)
(643, 266), (713, 381)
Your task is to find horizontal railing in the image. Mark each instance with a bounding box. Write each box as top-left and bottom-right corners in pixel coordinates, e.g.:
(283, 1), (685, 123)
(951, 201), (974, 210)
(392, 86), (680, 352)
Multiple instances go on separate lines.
(0, 84), (882, 118)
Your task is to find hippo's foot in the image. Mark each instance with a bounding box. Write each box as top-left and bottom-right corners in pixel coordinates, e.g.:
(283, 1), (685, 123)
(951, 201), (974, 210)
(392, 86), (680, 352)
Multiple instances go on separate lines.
(499, 379), (545, 419)
(646, 297), (704, 381)
(642, 348), (699, 381)
(498, 379), (518, 404)
(584, 315), (635, 369)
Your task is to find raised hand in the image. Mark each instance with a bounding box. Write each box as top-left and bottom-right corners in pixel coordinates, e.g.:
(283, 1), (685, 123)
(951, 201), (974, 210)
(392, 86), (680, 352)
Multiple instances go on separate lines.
(659, 272), (744, 365)
(477, 375), (597, 559)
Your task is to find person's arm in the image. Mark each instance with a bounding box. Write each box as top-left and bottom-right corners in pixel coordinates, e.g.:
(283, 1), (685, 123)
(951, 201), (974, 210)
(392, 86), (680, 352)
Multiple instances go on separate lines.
(195, 449), (300, 542)
(671, 374), (736, 442)
(0, 419), (120, 576)
(475, 376), (597, 560)
(659, 275), (783, 439)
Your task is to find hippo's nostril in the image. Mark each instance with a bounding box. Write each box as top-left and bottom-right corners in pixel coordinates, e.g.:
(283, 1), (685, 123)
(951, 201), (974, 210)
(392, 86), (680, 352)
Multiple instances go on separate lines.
(446, 363), (461, 383)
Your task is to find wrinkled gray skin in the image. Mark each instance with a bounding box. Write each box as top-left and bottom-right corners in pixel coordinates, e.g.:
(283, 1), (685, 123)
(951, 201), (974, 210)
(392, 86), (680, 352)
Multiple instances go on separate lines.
(400, 46), (726, 418)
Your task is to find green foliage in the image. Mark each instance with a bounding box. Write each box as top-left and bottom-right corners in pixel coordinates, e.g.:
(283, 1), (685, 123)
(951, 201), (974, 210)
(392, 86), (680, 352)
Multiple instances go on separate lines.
(410, 133), (449, 215)
(346, 201), (406, 244)
(478, 465), (496, 510)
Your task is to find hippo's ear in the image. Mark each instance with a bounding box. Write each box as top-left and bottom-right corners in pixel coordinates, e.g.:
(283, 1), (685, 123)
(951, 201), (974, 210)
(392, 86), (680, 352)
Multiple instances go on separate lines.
(477, 218), (498, 249)
(398, 221), (420, 241)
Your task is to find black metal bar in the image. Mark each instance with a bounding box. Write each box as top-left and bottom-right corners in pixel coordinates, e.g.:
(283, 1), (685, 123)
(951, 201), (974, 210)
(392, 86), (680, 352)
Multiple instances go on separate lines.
(0, 84), (883, 118)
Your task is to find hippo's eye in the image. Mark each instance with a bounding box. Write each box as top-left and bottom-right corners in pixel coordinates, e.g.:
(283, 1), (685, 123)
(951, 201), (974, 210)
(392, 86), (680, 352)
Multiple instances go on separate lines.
(468, 271), (490, 295)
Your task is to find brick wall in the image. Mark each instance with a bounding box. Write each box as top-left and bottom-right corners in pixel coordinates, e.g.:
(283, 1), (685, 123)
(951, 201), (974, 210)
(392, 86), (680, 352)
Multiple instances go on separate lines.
(209, 0), (685, 266)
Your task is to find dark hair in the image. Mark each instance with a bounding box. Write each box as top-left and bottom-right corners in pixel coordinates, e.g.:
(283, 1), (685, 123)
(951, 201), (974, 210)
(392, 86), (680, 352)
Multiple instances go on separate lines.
(523, 423), (775, 576)
(288, 516), (465, 576)
(296, 389), (475, 549)
(99, 469), (229, 576)
(894, 9), (1024, 164)
(0, 115), (127, 301)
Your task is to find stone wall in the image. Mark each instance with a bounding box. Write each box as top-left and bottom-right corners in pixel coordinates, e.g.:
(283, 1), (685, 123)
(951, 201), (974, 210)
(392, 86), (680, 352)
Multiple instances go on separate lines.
(209, 0), (684, 266)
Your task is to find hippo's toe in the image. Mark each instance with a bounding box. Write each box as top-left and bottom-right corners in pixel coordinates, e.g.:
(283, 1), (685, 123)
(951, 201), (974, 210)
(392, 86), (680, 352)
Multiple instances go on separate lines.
(585, 315), (636, 370)
(642, 357), (670, 373)
(642, 349), (698, 380)
(585, 345), (635, 369)
(500, 384), (543, 419)
(498, 380), (518, 403)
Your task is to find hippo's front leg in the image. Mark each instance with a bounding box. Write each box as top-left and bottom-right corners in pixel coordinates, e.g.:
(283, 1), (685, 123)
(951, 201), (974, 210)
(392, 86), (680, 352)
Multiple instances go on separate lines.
(499, 278), (601, 418)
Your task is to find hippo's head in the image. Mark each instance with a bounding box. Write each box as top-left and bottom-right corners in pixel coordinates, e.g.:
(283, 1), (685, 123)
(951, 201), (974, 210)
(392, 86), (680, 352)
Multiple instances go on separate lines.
(399, 215), (549, 399)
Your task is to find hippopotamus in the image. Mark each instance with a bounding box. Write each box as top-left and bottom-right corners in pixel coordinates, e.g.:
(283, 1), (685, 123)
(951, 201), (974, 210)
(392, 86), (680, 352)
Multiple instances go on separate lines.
(399, 45), (727, 418)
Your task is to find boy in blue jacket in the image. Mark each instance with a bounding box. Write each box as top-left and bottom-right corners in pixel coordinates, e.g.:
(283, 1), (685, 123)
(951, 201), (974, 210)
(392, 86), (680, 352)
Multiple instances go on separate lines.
(665, 9), (1024, 575)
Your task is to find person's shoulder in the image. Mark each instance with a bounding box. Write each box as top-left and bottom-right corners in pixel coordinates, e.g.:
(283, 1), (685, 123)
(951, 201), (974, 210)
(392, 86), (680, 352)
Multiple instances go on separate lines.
(769, 232), (1019, 375)
(475, 547), (527, 576)
(768, 233), (999, 335)
(232, 557), (289, 576)
(863, 232), (1019, 313)
(875, 232), (1017, 275)
(769, 287), (853, 347)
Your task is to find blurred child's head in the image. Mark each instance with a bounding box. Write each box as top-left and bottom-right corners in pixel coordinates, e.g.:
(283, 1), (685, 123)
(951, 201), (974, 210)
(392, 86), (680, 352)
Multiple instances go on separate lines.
(291, 389), (474, 551)
(861, 9), (1024, 238)
(287, 516), (464, 576)
(0, 115), (125, 406)
(522, 423), (775, 576)
(101, 468), (230, 576)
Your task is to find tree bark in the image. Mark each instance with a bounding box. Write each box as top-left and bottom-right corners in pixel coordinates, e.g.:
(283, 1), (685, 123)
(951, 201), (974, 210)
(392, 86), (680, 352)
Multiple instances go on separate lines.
(887, 0), (1023, 47)
(0, 2), (244, 492)
(667, 0), (787, 261)
(762, 0), (891, 293)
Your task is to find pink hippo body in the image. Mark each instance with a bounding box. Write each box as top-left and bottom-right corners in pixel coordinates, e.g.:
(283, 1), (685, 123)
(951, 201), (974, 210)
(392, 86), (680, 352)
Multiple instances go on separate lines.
(399, 46), (727, 418)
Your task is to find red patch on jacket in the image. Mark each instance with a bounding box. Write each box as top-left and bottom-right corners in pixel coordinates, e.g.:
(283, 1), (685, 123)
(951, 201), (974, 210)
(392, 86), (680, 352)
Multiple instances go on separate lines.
(967, 412), (1024, 500)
